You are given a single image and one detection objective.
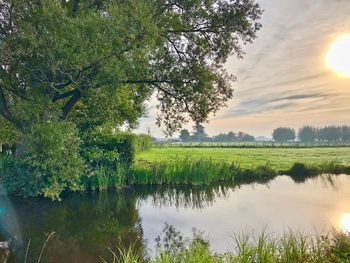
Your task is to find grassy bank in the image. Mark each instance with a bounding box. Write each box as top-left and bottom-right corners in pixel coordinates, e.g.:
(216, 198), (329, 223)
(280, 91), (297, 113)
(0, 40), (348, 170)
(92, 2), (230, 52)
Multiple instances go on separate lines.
(106, 226), (350, 263)
(17, 228), (350, 262)
(2, 147), (350, 197)
(81, 157), (350, 191)
(136, 147), (350, 170)
(127, 158), (350, 188)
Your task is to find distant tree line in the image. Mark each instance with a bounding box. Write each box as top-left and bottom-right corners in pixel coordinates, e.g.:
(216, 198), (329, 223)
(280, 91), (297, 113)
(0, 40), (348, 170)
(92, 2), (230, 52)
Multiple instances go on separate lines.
(272, 125), (350, 143)
(179, 125), (255, 143)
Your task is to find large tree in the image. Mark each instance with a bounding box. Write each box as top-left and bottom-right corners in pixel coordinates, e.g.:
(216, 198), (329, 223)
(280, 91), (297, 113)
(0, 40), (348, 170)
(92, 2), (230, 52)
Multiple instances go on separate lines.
(179, 129), (190, 142)
(0, 0), (262, 136)
(298, 126), (316, 143)
(272, 127), (295, 143)
(192, 123), (208, 142)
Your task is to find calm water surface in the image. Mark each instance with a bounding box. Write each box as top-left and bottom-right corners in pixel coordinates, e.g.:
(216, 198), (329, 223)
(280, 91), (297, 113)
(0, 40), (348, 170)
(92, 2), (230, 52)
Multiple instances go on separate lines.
(1, 174), (350, 262)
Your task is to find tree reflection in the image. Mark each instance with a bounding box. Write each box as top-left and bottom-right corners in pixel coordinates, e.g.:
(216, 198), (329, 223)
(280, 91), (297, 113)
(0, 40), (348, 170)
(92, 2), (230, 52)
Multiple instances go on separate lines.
(0, 172), (346, 262)
(7, 191), (146, 263)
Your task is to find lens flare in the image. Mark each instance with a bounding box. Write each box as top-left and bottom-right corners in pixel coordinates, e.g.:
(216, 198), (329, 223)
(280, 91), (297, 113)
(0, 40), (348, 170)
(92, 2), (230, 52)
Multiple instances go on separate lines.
(325, 34), (350, 78)
(340, 213), (350, 233)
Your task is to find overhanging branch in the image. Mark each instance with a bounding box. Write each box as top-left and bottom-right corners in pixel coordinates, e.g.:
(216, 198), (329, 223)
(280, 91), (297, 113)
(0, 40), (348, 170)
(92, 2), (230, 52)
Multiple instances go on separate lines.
(0, 86), (22, 130)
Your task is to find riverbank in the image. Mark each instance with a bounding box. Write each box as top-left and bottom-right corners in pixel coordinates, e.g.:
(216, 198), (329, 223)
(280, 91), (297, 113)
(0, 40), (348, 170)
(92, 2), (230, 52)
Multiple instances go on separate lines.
(111, 227), (350, 263)
(22, 227), (350, 263)
(2, 147), (350, 198)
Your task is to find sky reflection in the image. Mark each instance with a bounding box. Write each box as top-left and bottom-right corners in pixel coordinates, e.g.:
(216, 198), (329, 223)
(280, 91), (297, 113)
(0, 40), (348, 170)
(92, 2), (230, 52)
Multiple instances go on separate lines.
(340, 213), (350, 233)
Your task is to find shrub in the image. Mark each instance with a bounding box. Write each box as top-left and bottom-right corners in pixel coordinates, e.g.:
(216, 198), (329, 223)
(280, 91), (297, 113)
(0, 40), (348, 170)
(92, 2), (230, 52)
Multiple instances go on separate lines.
(134, 134), (152, 152)
(287, 162), (317, 184)
(1, 121), (84, 200)
(81, 130), (137, 169)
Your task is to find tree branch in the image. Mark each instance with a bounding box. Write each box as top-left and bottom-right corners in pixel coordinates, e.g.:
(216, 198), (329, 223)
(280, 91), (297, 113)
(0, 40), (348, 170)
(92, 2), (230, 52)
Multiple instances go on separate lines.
(52, 89), (79, 102)
(0, 86), (22, 130)
(61, 89), (81, 119)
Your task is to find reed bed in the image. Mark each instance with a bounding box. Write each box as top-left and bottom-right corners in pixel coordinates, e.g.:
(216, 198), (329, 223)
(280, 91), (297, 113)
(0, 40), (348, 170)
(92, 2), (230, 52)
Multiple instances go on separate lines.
(2, 154), (350, 193)
(80, 158), (350, 191)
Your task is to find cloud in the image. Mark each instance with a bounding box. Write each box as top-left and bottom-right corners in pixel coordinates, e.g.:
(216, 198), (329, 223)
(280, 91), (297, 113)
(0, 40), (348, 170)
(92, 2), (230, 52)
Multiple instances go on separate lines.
(137, 0), (350, 137)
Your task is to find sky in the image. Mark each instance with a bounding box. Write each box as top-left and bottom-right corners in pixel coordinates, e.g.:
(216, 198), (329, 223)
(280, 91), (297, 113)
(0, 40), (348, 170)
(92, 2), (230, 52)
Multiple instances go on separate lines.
(136, 0), (350, 138)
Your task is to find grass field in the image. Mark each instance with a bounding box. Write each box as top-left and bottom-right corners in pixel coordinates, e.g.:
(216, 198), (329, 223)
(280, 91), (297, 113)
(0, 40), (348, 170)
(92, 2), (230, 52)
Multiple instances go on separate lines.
(136, 147), (350, 170)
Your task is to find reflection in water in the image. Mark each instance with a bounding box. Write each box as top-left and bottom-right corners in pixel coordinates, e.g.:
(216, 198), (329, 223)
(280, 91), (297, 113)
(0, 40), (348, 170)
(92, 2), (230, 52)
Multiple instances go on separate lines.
(0, 173), (348, 262)
(136, 185), (232, 210)
(340, 213), (350, 233)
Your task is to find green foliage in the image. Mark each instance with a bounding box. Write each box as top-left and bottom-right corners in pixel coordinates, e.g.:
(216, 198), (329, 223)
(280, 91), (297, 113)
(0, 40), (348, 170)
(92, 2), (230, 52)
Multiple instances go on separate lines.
(154, 225), (217, 263)
(299, 126), (317, 143)
(0, 118), (19, 145)
(179, 129), (191, 142)
(301, 125), (350, 143)
(0, 0), (262, 135)
(177, 130), (255, 143)
(288, 162), (312, 177)
(110, 226), (350, 263)
(324, 231), (350, 263)
(130, 158), (276, 186)
(80, 131), (152, 192)
(0, 0), (263, 199)
(191, 124), (208, 142)
(272, 127), (296, 143)
(134, 134), (152, 152)
(82, 130), (137, 168)
(236, 131), (255, 142)
(0, 154), (45, 198)
(318, 126), (342, 142)
(83, 165), (127, 192)
(1, 121), (84, 199)
(212, 131), (236, 142)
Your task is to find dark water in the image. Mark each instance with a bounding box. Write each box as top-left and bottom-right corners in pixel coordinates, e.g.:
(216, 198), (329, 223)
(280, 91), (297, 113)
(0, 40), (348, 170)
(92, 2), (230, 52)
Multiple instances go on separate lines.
(1, 174), (350, 262)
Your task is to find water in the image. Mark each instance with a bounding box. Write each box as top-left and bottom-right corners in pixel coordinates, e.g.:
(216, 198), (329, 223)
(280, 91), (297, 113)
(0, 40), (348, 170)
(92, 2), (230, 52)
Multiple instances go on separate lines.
(1, 174), (350, 262)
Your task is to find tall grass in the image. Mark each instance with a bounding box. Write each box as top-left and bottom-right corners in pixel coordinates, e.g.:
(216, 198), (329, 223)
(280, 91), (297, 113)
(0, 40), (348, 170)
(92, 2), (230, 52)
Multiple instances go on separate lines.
(129, 158), (277, 186)
(109, 228), (350, 263)
(2, 153), (350, 194)
(82, 166), (128, 191)
(17, 227), (350, 263)
(35, 158), (350, 192)
(130, 158), (350, 187)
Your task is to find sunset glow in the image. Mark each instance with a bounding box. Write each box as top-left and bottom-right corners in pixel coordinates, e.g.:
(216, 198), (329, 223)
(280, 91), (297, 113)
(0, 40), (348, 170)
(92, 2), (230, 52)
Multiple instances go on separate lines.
(340, 213), (350, 233)
(326, 34), (350, 78)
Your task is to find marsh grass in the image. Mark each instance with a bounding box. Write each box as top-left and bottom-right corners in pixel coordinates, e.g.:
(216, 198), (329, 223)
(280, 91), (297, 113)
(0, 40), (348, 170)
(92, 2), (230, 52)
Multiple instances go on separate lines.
(2, 154), (350, 194)
(129, 158), (277, 186)
(110, 228), (350, 263)
(83, 166), (128, 191)
(129, 158), (350, 188)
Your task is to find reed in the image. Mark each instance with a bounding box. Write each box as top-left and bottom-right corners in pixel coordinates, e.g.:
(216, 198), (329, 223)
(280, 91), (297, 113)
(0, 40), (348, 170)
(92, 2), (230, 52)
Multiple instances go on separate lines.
(111, 229), (350, 263)
(2, 154), (350, 195)
(84, 165), (127, 191)
(129, 158), (277, 186)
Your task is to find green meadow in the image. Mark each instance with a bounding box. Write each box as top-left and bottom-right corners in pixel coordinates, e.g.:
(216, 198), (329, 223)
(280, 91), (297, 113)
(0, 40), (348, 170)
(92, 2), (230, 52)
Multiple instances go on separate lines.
(136, 147), (350, 170)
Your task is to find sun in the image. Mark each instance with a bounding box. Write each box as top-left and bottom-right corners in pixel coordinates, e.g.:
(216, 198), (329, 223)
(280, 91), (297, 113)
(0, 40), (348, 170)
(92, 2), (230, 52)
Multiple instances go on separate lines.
(325, 34), (350, 78)
(340, 213), (350, 233)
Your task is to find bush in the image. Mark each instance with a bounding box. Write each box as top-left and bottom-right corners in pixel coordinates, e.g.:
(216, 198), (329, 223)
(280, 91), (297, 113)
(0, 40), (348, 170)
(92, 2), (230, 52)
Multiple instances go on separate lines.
(81, 130), (137, 169)
(1, 121), (84, 200)
(134, 134), (152, 152)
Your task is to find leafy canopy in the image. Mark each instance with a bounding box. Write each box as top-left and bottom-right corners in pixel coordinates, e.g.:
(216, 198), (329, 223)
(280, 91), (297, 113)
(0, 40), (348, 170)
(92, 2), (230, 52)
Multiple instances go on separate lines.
(0, 0), (262, 135)
(272, 127), (296, 143)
